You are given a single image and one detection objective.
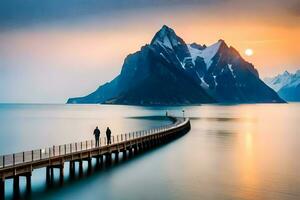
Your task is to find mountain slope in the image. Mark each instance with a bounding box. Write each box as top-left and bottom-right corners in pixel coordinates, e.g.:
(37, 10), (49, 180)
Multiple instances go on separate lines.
(264, 70), (300, 102)
(67, 25), (284, 105)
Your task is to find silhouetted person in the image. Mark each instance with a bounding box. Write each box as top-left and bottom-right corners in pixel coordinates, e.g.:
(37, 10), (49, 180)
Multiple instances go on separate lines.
(94, 126), (100, 147)
(106, 127), (112, 145)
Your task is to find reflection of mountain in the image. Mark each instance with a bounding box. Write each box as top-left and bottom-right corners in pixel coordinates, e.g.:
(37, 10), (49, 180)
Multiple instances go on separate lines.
(264, 70), (300, 102)
(67, 25), (284, 105)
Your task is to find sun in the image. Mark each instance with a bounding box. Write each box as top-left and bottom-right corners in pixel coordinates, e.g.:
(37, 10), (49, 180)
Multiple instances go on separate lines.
(245, 48), (254, 57)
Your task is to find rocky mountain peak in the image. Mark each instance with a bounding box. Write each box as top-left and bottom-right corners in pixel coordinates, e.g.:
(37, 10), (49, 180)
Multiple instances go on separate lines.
(150, 25), (186, 49)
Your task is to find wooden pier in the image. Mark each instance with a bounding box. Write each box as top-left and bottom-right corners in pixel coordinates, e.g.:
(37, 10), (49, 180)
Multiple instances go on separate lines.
(0, 116), (190, 199)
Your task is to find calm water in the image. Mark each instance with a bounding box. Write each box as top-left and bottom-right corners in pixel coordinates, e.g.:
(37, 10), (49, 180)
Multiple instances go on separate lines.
(0, 104), (299, 200)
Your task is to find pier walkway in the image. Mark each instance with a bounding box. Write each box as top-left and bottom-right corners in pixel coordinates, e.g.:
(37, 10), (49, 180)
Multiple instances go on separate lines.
(0, 116), (190, 199)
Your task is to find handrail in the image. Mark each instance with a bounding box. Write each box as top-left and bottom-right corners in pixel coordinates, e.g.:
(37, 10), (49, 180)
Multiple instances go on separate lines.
(0, 117), (188, 169)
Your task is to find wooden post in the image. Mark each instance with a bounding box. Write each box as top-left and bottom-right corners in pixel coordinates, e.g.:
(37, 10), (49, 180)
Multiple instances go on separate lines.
(46, 166), (50, 183)
(32, 150), (34, 161)
(100, 155), (104, 163)
(23, 152), (25, 163)
(87, 159), (92, 174)
(123, 149), (127, 159)
(26, 173), (31, 193)
(106, 153), (112, 165)
(13, 176), (19, 193)
(96, 156), (100, 167)
(64, 144), (67, 154)
(79, 161), (83, 177)
(0, 177), (4, 200)
(59, 165), (64, 184)
(40, 149), (42, 159)
(50, 167), (54, 182)
(69, 161), (75, 178)
(115, 152), (119, 163)
(128, 148), (133, 157)
(13, 154), (15, 166)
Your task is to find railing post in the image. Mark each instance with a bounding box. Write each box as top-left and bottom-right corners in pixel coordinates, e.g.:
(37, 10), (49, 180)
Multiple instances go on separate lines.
(32, 150), (34, 161)
(49, 147), (51, 158)
(2, 156), (5, 168)
(121, 134), (123, 141)
(59, 146), (61, 155)
(40, 149), (42, 159)
(75, 143), (78, 151)
(80, 142), (82, 150)
(112, 136), (114, 143)
(117, 135), (119, 143)
(70, 143), (72, 153)
(13, 154), (15, 166)
(86, 140), (88, 149)
(64, 144), (67, 154)
(23, 152), (25, 162)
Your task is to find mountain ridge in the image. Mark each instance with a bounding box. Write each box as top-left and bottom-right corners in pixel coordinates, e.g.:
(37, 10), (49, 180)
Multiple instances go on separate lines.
(264, 70), (300, 102)
(67, 25), (284, 105)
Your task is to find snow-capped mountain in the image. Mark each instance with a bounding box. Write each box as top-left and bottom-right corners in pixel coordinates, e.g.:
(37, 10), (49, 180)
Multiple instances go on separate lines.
(67, 25), (284, 105)
(264, 70), (300, 102)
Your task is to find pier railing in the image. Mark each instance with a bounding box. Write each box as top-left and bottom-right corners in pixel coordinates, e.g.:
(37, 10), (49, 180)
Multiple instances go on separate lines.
(0, 117), (185, 169)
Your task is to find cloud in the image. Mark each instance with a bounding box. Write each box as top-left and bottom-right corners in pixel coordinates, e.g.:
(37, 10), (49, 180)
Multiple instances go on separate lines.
(3, 0), (299, 30)
(0, 0), (211, 29)
(288, 1), (300, 16)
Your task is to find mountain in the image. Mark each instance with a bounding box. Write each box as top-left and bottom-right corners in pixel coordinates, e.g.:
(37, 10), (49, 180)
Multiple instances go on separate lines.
(67, 25), (284, 105)
(264, 70), (300, 102)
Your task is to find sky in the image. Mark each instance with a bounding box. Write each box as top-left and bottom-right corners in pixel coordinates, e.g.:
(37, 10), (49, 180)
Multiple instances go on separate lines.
(0, 0), (299, 103)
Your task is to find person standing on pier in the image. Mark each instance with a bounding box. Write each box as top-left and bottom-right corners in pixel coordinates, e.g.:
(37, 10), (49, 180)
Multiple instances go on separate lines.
(106, 127), (112, 145)
(94, 126), (100, 147)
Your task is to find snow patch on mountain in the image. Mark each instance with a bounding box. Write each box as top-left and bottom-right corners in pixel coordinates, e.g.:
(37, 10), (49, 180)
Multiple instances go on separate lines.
(228, 64), (236, 78)
(188, 41), (222, 69)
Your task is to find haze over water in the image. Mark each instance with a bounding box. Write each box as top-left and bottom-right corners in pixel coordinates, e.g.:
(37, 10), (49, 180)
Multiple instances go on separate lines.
(0, 104), (299, 200)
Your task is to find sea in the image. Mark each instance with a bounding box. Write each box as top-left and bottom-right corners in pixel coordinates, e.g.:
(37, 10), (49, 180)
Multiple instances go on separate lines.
(0, 103), (299, 200)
